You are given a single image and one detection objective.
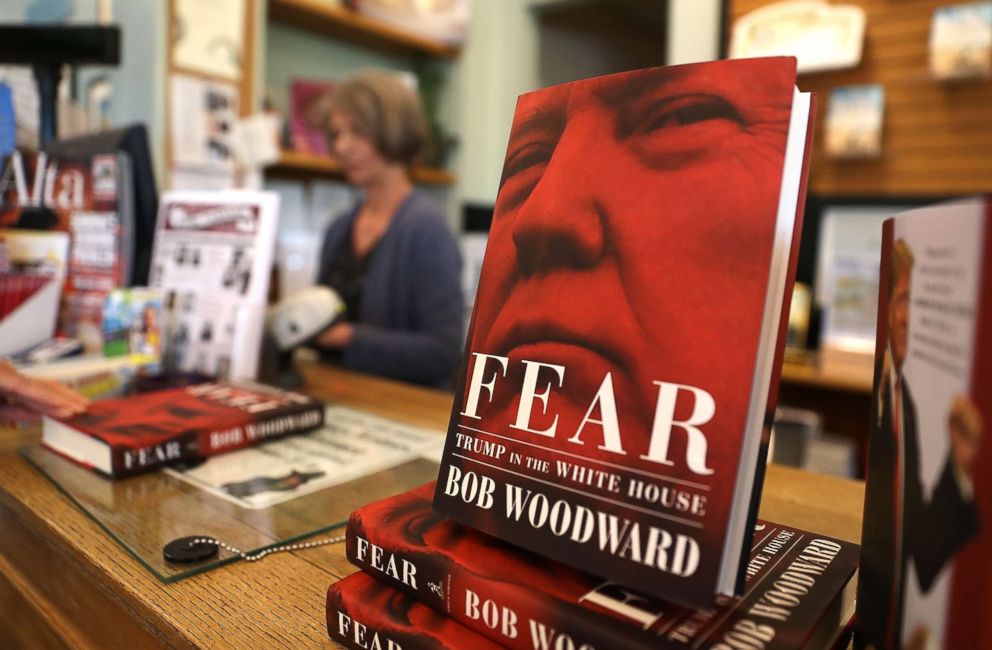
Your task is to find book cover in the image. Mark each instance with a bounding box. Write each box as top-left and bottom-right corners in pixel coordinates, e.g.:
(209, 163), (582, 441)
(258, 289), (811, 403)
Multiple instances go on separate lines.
(41, 381), (323, 478)
(102, 287), (163, 358)
(349, 483), (858, 650)
(856, 198), (992, 650)
(327, 571), (503, 650)
(432, 57), (814, 606)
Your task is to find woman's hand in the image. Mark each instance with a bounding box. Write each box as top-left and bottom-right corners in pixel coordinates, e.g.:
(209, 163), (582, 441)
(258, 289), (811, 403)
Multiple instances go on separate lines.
(315, 322), (355, 350)
(0, 360), (90, 419)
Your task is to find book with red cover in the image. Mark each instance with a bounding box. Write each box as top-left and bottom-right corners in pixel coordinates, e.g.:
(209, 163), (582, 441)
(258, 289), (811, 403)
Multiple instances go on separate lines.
(855, 198), (992, 650)
(326, 571), (502, 650)
(41, 381), (324, 478)
(432, 57), (815, 606)
(348, 483), (858, 650)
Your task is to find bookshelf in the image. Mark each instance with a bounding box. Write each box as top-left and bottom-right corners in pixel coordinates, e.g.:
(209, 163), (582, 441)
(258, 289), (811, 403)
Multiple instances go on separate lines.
(263, 0), (460, 186)
(266, 150), (456, 185)
(267, 0), (462, 60)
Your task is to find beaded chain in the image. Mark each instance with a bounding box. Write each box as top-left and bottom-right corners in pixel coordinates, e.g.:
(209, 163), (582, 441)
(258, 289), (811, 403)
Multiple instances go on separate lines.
(187, 534), (346, 562)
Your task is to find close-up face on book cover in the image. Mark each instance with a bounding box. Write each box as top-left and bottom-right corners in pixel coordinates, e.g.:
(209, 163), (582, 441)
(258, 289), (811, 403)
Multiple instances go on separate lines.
(438, 57), (801, 602)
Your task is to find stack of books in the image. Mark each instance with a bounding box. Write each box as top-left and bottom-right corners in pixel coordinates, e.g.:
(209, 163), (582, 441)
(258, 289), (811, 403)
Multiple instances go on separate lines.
(325, 57), (861, 649)
(331, 484), (858, 649)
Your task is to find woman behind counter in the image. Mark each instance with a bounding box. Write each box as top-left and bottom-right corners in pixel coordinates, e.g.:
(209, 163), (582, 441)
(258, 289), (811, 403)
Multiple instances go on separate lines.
(314, 71), (463, 387)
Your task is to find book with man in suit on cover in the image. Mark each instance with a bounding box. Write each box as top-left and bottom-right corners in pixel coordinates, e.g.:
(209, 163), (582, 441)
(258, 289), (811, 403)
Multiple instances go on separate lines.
(431, 56), (816, 606)
(856, 198), (991, 650)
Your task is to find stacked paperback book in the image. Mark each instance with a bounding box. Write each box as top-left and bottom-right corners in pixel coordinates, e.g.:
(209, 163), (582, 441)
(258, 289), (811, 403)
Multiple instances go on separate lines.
(325, 57), (861, 649)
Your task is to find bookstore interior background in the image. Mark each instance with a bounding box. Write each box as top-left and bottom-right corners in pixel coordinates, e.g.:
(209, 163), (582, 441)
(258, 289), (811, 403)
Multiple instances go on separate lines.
(1, 0), (991, 648)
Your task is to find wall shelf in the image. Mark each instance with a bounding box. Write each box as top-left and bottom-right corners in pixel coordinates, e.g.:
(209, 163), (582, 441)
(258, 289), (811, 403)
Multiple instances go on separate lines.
(265, 150), (457, 186)
(268, 0), (461, 60)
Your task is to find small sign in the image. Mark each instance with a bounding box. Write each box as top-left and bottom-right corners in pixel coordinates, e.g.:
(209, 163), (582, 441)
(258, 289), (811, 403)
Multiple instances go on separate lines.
(730, 1), (866, 74)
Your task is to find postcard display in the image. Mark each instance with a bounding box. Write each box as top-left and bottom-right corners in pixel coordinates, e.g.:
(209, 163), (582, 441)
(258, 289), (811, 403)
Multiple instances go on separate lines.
(149, 190), (279, 380)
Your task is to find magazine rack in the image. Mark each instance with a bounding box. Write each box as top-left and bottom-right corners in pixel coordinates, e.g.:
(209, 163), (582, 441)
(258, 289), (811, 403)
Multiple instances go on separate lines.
(19, 442), (438, 582)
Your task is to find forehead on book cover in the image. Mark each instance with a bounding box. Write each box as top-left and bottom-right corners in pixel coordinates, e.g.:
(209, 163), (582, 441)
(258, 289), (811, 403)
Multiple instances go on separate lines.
(470, 56), (796, 469)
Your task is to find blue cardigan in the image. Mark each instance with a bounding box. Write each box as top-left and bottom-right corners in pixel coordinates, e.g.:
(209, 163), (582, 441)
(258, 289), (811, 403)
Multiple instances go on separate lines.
(317, 190), (464, 387)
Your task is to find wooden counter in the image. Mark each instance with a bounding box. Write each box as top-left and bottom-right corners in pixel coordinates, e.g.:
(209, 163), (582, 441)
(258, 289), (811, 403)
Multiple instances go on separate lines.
(779, 357), (875, 474)
(0, 365), (865, 648)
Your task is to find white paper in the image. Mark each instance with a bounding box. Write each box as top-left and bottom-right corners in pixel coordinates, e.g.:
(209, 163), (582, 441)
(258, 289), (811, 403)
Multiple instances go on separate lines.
(169, 74), (239, 179)
(149, 190), (279, 380)
(170, 165), (236, 191)
(172, 0), (247, 80)
(816, 205), (900, 353)
(231, 113), (281, 167)
(166, 405), (443, 508)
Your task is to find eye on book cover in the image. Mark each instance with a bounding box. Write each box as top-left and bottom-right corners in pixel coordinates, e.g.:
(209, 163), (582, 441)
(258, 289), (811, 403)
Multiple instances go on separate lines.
(433, 57), (813, 606)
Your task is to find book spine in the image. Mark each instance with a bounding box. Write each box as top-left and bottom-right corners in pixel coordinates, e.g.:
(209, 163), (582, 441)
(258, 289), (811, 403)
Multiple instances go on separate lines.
(112, 432), (200, 477)
(111, 404), (323, 477)
(737, 93), (819, 594)
(345, 513), (659, 650)
(199, 401), (324, 456)
(111, 434), (197, 478)
(326, 572), (503, 650)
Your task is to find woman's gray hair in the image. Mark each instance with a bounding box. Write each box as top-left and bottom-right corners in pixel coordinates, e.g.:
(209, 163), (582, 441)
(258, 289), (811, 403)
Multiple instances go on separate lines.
(328, 70), (428, 166)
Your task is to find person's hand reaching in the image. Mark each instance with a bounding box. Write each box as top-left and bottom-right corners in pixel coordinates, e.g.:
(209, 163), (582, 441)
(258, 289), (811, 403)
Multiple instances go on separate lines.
(949, 393), (983, 481)
(0, 360), (90, 420)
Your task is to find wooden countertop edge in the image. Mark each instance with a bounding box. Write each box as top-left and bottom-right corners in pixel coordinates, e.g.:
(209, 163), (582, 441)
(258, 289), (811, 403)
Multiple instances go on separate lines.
(0, 452), (350, 647)
(0, 484), (190, 648)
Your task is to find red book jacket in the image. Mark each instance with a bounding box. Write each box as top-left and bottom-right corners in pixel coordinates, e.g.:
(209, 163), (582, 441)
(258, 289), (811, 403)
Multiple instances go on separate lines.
(348, 483), (858, 650)
(42, 381), (323, 478)
(856, 198), (992, 650)
(432, 56), (815, 606)
(326, 571), (502, 650)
